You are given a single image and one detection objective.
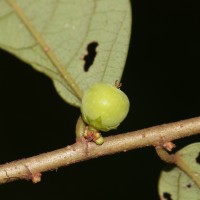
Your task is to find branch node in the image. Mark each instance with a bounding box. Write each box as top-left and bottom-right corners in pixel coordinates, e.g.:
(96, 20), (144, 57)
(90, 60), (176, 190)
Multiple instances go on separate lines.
(163, 141), (176, 152)
(31, 173), (42, 184)
(24, 165), (42, 183)
(155, 146), (175, 164)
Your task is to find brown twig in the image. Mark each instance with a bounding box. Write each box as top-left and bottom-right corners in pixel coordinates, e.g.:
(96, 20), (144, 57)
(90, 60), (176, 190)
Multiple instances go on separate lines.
(0, 116), (200, 185)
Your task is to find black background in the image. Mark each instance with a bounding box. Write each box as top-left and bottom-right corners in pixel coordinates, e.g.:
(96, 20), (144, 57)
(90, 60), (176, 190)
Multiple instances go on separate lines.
(0, 0), (200, 199)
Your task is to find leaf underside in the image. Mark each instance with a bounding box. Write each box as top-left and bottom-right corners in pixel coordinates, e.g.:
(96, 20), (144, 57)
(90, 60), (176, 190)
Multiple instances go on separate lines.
(158, 143), (200, 200)
(0, 0), (132, 107)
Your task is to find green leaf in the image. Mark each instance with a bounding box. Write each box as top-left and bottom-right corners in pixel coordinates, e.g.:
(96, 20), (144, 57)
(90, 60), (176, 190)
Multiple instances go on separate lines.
(0, 0), (132, 107)
(158, 143), (200, 200)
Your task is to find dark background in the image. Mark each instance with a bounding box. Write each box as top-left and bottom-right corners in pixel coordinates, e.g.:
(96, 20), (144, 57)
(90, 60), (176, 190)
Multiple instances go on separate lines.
(0, 0), (200, 199)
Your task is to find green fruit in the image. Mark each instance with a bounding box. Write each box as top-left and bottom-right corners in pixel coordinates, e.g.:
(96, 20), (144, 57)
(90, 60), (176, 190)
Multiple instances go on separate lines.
(81, 82), (130, 131)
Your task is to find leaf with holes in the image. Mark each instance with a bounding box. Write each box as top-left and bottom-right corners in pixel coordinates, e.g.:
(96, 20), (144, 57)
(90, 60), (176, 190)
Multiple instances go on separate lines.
(158, 143), (200, 200)
(0, 0), (132, 107)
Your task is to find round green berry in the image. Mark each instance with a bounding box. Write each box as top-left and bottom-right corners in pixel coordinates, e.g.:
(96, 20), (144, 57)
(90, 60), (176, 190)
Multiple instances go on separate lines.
(81, 82), (130, 131)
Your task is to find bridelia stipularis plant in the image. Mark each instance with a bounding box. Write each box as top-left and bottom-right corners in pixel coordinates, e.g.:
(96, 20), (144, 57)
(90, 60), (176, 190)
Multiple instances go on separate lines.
(76, 82), (130, 145)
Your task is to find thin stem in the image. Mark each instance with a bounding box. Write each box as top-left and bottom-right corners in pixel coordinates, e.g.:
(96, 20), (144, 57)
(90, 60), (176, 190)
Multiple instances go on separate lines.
(175, 152), (200, 188)
(155, 146), (175, 164)
(0, 116), (200, 185)
(6, 0), (83, 100)
(155, 140), (200, 188)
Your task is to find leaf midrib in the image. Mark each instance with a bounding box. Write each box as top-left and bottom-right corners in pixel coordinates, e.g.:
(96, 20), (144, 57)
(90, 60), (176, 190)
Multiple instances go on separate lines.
(6, 0), (83, 100)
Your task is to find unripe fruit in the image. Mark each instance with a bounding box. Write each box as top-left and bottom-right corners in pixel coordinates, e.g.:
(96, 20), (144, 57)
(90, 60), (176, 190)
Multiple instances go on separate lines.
(81, 82), (130, 131)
